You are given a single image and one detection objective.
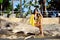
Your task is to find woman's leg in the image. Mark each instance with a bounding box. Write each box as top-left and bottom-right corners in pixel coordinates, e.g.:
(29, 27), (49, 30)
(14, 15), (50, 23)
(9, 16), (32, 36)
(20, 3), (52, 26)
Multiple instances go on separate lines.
(37, 21), (44, 36)
(39, 24), (44, 36)
(35, 22), (44, 36)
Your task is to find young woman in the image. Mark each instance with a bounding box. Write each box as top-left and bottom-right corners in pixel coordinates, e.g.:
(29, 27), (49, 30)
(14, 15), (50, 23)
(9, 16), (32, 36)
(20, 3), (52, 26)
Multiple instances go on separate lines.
(29, 8), (44, 36)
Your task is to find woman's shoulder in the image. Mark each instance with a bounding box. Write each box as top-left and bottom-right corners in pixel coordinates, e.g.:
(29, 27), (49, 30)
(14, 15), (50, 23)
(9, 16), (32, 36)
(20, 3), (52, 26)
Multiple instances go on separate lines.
(31, 14), (34, 16)
(30, 14), (35, 18)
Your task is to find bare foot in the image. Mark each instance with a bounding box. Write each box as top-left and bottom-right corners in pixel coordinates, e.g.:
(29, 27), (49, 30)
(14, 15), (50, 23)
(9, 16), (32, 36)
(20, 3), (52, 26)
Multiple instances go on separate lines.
(39, 34), (44, 37)
(41, 34), (44, 36)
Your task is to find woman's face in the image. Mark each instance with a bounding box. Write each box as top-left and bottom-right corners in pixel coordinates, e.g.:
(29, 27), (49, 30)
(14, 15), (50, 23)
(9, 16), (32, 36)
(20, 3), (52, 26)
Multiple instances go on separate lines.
(35, 10), (38, 14)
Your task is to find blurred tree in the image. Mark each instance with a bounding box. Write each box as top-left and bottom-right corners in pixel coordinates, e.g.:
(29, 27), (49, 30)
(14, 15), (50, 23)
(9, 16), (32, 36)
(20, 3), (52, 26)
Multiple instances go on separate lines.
(0, 0), (3, 15)
(47, 0), (60, 11)
(0, 0), (11, 11)
(14, 4), (20, 11)
(38, 0), (48, 17)
(15, 0), (49, 17)
(0, 0), (12, 16)
(26, 0), (39, 15)
(14, 4), (20, 17)
(19, 0), (23, 17)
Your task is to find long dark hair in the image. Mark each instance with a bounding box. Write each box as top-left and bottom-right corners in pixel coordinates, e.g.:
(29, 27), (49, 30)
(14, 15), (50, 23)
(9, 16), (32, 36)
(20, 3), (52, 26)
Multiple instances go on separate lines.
(33, 8), (40, 18)
(32, 8), (38, 14)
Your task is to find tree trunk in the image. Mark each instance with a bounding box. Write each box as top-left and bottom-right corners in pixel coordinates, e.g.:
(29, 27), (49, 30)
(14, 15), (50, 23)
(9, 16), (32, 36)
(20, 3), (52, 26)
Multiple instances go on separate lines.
(1, 4), (2, 16)
(20, 0), (22, 18)
(12, 0), (14, 14)
(42, 0), (48, 17)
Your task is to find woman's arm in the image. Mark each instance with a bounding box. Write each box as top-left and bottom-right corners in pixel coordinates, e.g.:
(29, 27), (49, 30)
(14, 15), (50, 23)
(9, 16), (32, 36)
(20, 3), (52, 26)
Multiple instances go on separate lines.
(39, 12), (43, 18)
(37, 12), (43, 18)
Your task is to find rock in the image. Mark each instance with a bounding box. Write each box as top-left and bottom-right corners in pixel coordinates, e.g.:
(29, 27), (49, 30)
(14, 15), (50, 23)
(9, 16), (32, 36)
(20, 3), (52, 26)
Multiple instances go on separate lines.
(0, 17), (40, 36)
(1, 16), (60, 37)
(12, 23), (40, 35)
(43, 31), (50, 36)
(51, 31), (60, 36)
(57, 33), (60, 36)
(7, 35), (17, 39)
(0, 17), (10, 29)
(1, 35), (7, 39)
(24, 35), (34, 40)
(0, 17), (19, 30)
(0, 29), (13, 35)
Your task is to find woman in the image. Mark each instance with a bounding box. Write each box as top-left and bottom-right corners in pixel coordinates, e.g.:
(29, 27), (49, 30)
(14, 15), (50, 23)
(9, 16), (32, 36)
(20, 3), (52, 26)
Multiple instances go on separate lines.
(29, 8), (44, 36)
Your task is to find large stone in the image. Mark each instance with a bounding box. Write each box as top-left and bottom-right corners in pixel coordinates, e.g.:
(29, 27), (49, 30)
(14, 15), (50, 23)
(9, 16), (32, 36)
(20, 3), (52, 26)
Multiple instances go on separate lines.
(12, 23), (40, 35)
(0, 29), (12, 35)
(7, 35), (17, 39)
(0, 16), (40, 35)
(0, 17), (9, 29)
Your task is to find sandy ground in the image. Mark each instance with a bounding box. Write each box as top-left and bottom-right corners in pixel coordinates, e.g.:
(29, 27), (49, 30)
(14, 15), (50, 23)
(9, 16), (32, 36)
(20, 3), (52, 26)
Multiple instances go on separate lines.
(43, 24), (60, 31)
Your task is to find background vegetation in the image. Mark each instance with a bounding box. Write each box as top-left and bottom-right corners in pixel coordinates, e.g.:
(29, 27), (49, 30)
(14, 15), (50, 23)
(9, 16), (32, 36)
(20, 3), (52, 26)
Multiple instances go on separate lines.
(0, 0), (60, 17)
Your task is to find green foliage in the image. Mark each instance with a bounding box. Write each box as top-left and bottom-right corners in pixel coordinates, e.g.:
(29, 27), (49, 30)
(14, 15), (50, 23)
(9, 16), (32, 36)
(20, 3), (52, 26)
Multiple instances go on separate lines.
(0, 0), (3, 3)
(14, 4), (20, 11)
(15, 12), (19, 18)
(0, 0), (12, 11)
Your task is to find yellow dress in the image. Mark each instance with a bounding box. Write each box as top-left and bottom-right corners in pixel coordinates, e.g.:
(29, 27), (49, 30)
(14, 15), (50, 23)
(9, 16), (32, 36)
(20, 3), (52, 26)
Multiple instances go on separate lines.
(29, 14), (35, 26)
